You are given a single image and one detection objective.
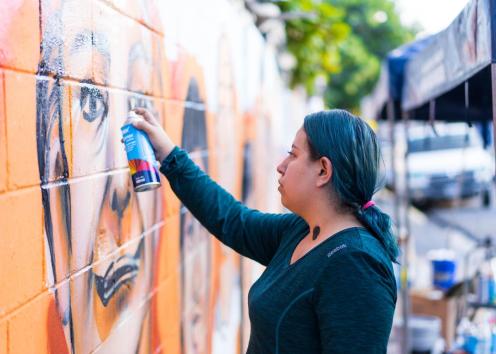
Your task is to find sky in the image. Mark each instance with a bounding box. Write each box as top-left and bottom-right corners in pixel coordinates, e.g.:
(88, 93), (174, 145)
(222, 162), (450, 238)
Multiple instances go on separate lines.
(395, 0), (470, 36)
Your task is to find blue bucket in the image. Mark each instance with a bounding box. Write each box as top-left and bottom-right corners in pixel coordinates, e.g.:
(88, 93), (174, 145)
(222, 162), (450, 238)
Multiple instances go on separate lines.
(431, 259), (456, 290)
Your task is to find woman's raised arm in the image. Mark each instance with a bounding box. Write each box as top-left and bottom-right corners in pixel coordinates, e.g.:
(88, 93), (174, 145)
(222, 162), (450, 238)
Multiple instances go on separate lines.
(131, 108), (299, 266)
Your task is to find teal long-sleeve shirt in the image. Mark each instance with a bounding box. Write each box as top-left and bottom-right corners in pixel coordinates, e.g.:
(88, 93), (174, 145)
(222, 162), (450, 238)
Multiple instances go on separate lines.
(160, 147), (397, 354)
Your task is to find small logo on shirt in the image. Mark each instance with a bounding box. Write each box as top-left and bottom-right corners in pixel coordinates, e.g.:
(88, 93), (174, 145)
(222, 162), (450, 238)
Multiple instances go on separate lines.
(327, 244), (347, 258)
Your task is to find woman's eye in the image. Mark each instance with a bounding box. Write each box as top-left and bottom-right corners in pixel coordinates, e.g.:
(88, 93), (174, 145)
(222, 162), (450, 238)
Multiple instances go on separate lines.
(287, 151), (295, 157)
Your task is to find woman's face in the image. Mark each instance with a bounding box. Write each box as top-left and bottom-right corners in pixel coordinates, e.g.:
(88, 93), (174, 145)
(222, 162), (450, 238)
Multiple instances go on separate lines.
(276, 127), (320, 212)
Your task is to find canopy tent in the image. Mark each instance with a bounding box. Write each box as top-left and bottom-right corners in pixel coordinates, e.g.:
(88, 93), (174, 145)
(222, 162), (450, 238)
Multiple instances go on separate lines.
(362, 2), (496, 353)
(402, 0), (495, 122)
(360, 36), (433, 121)
(397, 1), (496, 352)
(361, 4), (493, 350)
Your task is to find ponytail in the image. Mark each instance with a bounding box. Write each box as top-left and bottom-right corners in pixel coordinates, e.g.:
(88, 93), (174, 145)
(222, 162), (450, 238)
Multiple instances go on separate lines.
(354, 205), (399, 262)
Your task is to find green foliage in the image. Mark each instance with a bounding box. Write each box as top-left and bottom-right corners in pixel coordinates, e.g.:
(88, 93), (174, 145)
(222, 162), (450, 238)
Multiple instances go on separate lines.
(325, 0), (416, 111)
(277, 0), (416, 111)
(277, 0), (350, 94)
(324, 35), (380, 114)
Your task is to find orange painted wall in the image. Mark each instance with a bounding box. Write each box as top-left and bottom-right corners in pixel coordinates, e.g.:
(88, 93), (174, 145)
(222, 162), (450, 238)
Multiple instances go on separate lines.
(0, 1), (294, 353)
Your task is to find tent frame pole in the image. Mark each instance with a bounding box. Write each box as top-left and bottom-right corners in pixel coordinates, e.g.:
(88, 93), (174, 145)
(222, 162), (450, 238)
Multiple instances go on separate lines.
(387, 99), (409, 354)
(492, 64), (496, 169)
(401, 109), (412, 354)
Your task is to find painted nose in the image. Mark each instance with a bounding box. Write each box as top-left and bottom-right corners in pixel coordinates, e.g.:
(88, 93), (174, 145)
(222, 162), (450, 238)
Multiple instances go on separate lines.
(109, 174), (132, 217)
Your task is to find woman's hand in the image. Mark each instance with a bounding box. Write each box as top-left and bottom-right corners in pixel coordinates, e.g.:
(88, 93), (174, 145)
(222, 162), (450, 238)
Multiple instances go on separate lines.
(131, 107), (176, 162)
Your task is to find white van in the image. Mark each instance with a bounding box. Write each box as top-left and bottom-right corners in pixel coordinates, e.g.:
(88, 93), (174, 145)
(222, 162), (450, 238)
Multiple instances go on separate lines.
(406, 123), (494, 205)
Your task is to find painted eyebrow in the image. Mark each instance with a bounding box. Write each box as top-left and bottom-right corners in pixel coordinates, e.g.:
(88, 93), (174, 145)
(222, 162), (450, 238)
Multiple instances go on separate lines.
(70, 30), (92, 53)
(291, 144), (300, 150)
(92, 32), (111, 62)
(71, 30), (110, 64)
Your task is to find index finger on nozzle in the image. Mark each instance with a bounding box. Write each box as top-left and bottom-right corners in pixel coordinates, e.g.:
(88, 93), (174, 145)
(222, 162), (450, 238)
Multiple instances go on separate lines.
(130, 117), (147, 130)
(133, 107), (157, 125)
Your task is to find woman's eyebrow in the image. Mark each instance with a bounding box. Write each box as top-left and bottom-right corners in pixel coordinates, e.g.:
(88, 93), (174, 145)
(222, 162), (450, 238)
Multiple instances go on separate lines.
(292, 144), (300, 150)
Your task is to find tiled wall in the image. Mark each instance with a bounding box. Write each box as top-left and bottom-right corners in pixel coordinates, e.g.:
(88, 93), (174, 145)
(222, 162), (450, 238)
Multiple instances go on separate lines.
(0, 0), (303, 353)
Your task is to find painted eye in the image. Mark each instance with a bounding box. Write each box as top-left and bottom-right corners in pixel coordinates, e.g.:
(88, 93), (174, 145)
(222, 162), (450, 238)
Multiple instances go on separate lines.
(80, 85), (108, 123)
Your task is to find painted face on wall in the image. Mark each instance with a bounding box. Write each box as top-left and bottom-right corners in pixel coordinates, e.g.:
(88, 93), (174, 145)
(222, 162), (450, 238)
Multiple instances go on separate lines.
(215, 35), (238, 192)
(180, 78), (212, 354)
(211, 34), (242, 354)
(181, 170), (210, 354)
(241, 142), (254, 204)
(37, 2), (160, 353)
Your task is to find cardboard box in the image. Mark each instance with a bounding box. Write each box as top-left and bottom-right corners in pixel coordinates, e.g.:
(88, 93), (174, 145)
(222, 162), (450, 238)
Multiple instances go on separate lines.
(410, 289), (457, 348)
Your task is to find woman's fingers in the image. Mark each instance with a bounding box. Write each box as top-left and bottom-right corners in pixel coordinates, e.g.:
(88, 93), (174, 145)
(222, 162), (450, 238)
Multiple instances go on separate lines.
(134, 107), (158, 126)
(131, 117), (155, 135)
(128, 107), (176, 161)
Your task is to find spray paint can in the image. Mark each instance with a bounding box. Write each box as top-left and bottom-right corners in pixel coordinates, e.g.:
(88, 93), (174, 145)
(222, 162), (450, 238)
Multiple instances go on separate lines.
(121, 111), (161, 192)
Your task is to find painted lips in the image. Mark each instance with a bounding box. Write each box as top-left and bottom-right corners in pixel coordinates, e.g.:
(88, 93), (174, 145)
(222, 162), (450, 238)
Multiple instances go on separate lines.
(94, 239), (143, 306)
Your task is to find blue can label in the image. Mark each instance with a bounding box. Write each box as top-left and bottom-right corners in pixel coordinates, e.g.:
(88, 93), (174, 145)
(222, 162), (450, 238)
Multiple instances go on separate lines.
(121, 123), (161, 191)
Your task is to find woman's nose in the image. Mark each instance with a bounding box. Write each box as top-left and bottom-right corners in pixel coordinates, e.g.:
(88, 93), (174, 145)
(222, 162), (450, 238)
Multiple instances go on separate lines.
(276, 161), (285, 175)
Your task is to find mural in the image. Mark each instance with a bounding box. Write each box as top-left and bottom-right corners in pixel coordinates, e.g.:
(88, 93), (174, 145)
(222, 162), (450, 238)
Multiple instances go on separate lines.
(36, 1), (162, 353)
(211, 34), (242, 354)
(0, 0), (305, 353)
(180, 78), (213, 354)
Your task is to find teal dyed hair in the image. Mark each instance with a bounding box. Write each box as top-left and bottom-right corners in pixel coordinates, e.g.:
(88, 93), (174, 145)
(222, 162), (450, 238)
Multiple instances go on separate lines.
(303, 109), (399, 262)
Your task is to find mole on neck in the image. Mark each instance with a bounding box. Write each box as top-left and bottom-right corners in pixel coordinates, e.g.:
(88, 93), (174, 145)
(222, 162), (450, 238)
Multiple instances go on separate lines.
(312, 226), (321, 241)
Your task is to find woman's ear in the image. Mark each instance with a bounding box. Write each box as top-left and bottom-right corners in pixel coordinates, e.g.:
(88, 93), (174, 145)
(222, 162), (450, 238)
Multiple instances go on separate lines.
(316, 156), (332, 187)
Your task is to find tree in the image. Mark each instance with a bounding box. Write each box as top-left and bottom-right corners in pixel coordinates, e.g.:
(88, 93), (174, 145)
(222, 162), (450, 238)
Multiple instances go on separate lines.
(275, 0), (350, 94)
(275, 0), (416, 112)
(324, 0), (417, 112)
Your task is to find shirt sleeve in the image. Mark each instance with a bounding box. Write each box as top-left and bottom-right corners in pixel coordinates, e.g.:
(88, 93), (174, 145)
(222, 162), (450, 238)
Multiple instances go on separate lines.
(314, 250), (396, 354)
(159, 147), (299, 266)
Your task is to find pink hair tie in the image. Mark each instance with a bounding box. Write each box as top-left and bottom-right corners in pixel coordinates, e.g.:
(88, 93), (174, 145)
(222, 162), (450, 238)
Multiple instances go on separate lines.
(362, 200), (375, 210)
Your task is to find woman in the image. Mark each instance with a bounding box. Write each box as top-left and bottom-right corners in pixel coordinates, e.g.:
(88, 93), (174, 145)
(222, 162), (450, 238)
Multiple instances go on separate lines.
(131, 107), (398, 353)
